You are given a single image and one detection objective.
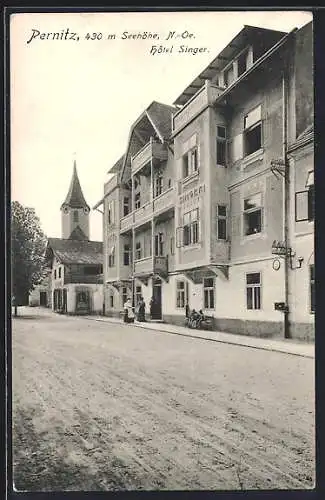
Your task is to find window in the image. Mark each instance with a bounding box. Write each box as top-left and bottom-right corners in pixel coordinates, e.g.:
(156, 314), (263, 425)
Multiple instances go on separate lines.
(73, 210), (79, 223)
(108, 201), (115, 225)
(122, 287), (128, 306)
(179, 208), (200, 247)
(108, 247), (115, 267)
(237, 49), (249, 76)
(217, 205), (227, 240)
(246, 273), (261, 310)
(243, 193), (262, 236)
(123, 244), (131, 266)
(176, 280), (189, 308)
(203, 277), (215, 309)
(310, 265), (315, 313)
(135, 193), (141, 210)
(170, 236), (175, 255)
(216, 126), (227, 166)
(244, 105), (262, 156)
(135, 241), (142, 260)
(109, 293), (114, 308)
(155, 174), (163, 197)
(295, 171), (315, 222)
(182, 147), (198, 178)
(308, 185), (315, 222)
(58, 267), (61, 278)
(155, 232), (164, 256)
(123, 197), (130, 217)
(135, 285), (142, 305)
(54, 269), (57, 279)
(84, 266), (100, 275)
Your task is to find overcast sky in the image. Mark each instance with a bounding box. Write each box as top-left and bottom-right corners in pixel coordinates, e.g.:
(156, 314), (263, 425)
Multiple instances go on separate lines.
(10, 10), (312, 241)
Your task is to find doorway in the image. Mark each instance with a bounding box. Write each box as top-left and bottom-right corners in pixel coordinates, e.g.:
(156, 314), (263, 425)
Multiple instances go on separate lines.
(152, 277), (162, 320)
(40, 291), (47, 307)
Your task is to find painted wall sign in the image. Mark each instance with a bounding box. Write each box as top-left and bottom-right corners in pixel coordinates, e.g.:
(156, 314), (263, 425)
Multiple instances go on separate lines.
(179, 183), (206, 205)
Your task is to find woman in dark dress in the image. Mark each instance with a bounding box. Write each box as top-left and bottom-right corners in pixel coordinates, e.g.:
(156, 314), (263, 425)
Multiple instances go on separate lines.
(137, 297), (146, 322)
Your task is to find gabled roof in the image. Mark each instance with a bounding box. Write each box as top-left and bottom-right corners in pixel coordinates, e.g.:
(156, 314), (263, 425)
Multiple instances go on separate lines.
(173, 25), (288, 106)
(120, 101), (177, 183)
(107, 155), (125, 174)
(46, 238), (103, 265)
(61, 160), (90, 210)
(69, 225), (88, 241)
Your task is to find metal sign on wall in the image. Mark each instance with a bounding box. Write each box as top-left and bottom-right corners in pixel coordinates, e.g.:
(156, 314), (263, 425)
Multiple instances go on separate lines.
(179, 183), (206, 206)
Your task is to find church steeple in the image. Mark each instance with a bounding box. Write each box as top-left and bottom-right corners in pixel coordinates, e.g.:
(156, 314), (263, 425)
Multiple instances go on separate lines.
(61, 160), (90, 240)
(61, 160), (90, 210)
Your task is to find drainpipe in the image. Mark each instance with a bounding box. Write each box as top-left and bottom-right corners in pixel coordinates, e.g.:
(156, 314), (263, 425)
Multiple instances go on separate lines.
(282, 72), (290, 339)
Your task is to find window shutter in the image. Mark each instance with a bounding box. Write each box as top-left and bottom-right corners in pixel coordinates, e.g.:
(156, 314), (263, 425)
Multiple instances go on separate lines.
(295, 190), (309, 222)
(244, 106), (261, 129)
(176, 227), (183, 248)
(232, 134), (243, 162)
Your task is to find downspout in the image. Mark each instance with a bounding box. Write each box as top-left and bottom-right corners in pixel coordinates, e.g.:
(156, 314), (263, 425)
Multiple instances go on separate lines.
(282, 72), (290, 339)
(131, 175), (135, 308)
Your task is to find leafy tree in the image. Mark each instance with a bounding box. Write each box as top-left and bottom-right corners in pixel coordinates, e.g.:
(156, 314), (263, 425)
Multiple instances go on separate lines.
(11, 201), (47, 315)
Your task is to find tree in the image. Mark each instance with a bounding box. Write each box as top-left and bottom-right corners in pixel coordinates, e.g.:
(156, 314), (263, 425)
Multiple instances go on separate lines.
(11, 201), (47, 316)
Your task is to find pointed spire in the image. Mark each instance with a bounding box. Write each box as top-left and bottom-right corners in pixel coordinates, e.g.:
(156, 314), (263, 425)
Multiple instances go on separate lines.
(61, 159), (90, 210)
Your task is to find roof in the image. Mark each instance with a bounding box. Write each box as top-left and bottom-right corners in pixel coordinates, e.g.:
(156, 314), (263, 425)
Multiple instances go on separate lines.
(107, 155), (125, 174)
(120, 101), (177, 182)
(61, 160), (90, 210)
(288, 124), (314, 153)
(46, 238), (103, 265)
(173, 25), (288, 105)
(69, 225), (88, 241)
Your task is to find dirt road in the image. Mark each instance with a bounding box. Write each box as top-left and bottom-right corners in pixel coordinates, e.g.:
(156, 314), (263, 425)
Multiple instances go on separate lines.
(12, 309), (315, 491)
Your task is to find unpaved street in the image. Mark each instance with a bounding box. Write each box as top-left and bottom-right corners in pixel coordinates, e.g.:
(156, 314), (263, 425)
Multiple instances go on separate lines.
(12, 309), (315, 491)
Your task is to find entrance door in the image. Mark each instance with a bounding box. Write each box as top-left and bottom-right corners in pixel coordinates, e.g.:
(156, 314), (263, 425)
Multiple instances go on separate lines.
(40, 291), (47, 306)
(62, 289), (67, 313)
(152, 278), (162, 320)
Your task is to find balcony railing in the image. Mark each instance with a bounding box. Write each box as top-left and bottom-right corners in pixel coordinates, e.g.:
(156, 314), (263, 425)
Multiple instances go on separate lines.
(153, 186), (176, 215)
(131, 139), (168, 176)
(134, 256), (168, 277)
(134, 201), (153, 227)
(172, 80), (224, 133)
(119, 188), (176, 232)
(120, 212), (134, 233)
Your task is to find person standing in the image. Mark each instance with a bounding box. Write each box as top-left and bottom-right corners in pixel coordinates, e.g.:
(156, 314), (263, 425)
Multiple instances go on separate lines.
(123, 297), (135, 323)
(137, 296), (146, 322)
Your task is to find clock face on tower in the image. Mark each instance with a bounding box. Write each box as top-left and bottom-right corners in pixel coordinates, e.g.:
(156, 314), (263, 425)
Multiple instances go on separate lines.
(84, 207), (89, 214)
(63, 206), (69, 214)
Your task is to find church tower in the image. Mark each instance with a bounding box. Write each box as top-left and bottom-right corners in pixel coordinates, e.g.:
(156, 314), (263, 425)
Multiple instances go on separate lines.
(60, 160), (90, 240)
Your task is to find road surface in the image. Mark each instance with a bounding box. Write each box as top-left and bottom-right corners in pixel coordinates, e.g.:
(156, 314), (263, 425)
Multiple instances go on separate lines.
(12, 308), (315, 491)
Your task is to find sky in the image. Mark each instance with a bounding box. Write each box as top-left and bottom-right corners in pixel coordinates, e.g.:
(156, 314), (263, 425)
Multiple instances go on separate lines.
(10, 10), (312, 241)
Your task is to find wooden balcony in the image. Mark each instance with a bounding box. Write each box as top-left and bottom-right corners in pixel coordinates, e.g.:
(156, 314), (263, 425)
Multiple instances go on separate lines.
(133, 201), (153, 228)
(172, 80), (224, 134)
(120, 212), (134, 233)
(153, 186), (176, 216)
(134, 256), (168, 278)
(131, 139), (168, 176)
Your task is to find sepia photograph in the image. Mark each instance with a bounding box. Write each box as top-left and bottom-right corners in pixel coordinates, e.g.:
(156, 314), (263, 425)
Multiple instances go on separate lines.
(10, 9), (314, 492)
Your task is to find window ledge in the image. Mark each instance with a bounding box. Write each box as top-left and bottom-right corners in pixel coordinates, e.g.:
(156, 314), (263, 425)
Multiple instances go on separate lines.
(182, 243), (202, 252)
(242, 148), (264, 168)
(241, 232), (264, 243)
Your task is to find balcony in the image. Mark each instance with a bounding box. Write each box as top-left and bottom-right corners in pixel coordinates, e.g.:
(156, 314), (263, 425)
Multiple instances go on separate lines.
(134, 256), (168, 278)
(172, 80), (224, 134)
(120, 212), (134, 233)
(131, 139), (168, 176)
(134, 201), (153, 228)
(153, 186), (176, 216)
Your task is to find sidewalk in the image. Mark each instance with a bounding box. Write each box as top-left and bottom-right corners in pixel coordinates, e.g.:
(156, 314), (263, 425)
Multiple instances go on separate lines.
(84, 314), (314, 359)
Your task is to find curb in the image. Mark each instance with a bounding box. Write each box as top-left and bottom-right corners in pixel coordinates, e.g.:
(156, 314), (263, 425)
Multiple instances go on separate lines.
(84, 316), (314, 360)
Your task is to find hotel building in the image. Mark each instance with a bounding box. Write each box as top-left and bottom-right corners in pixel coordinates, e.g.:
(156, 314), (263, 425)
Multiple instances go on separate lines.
(94, 22), (314, 340)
